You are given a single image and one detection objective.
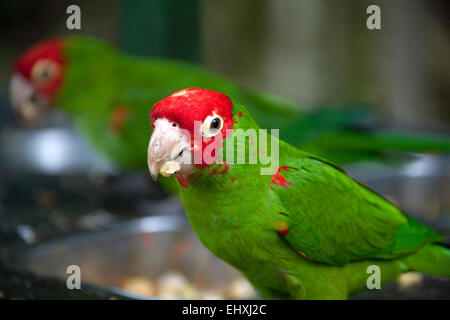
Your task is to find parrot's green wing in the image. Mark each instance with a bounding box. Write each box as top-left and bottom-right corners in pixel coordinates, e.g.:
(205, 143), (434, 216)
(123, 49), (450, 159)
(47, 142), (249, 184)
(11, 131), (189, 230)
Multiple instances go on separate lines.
(271, 156), (444, 266)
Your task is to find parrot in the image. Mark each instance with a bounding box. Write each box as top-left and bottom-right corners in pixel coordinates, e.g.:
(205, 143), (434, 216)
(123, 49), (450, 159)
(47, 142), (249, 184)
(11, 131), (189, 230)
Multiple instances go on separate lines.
(146, 88), (450, 299)
(9, 35), (450, 175)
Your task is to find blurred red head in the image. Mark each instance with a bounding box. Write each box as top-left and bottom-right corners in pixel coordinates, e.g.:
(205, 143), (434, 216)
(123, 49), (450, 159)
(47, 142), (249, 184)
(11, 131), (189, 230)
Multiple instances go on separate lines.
(10, 38), (66, 123)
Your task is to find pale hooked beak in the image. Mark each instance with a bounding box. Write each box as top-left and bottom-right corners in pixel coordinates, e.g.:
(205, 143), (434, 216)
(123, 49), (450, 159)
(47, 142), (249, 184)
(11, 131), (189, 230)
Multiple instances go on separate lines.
(147, 118), (194, 181)
(9, 73), (48, 124)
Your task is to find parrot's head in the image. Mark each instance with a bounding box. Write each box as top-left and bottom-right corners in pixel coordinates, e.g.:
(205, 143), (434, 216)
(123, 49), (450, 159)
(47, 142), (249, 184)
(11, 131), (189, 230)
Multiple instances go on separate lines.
(147, 88), (237, 181)
(10, 38), (66, 124)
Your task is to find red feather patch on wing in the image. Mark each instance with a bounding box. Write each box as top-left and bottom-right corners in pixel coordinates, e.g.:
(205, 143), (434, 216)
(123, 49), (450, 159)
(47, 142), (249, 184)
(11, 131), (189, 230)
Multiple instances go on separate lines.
(270, 166), (298, 189)
(109, 106), (130, 134)
(210, 163), (230, 176)
(275, 221), (289, 236)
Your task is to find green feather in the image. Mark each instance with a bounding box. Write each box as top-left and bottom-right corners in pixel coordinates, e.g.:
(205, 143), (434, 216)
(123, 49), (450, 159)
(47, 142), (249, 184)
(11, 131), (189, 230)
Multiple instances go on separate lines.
(54, 36), (450, 176)
(175, 99), (449, 299)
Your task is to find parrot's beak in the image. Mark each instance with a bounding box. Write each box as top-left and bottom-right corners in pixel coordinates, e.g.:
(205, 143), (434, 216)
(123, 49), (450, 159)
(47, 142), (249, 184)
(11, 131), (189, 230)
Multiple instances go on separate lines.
(9, 73), (48, 125)
(147, 118), (194, 181)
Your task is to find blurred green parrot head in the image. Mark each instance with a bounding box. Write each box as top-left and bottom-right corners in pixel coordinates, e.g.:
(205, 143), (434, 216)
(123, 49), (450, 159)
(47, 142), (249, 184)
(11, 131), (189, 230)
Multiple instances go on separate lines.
(148, 88), (237, 180)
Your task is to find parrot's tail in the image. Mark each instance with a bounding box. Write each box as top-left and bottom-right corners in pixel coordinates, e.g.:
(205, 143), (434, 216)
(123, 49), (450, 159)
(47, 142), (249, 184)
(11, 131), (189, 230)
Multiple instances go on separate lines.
(401, 244), (450, 278)
(337, 131), (450, 154)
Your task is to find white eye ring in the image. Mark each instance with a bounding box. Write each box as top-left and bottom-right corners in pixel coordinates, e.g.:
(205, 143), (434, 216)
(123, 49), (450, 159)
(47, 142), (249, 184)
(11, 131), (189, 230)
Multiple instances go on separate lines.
(31, 59), (60, 85)
(201, 112), (223, 137)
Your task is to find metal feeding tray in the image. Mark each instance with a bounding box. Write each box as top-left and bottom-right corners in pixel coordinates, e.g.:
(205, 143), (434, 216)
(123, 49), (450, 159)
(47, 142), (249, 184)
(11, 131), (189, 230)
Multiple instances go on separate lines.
(12, 216), (255, 300)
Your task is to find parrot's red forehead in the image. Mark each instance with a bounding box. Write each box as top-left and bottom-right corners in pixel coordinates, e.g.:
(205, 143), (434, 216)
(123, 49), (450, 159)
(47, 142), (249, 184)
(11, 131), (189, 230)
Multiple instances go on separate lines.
(150, 88), (234, 133)
(14, 38), (65, 78)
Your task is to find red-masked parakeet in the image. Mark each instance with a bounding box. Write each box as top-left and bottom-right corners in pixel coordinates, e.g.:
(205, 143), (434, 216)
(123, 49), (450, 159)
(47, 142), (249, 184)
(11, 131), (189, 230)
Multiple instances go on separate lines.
(146, 88), (449, 299)
(10, 36), (450, 173)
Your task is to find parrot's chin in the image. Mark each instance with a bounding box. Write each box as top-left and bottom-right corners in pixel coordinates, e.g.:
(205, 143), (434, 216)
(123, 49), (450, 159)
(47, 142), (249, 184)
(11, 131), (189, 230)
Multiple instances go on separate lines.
(149, 154), (194, 181)
(10, 73), (48, 125)
(159, 160), (181, 177)
(15, 98), (49, 126)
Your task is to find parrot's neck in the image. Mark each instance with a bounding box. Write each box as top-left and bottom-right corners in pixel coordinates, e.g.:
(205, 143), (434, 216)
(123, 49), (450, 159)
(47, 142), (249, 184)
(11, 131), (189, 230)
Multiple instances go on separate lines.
(176, 111), (288, 268)
(179, 105), (278, 193)
(177, 160), (275, 267)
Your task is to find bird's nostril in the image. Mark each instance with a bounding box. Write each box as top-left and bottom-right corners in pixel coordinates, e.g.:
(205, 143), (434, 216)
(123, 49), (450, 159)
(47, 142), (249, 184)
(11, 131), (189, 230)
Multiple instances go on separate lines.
(29, 93), (38, 104)
(173, 148), (185, 160)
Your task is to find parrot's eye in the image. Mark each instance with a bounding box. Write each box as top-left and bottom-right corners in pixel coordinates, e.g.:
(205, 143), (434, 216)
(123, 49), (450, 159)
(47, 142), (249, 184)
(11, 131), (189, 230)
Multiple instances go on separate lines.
(211, 118), (220, 129)
(31, 59), (60, 86)
(201, 113), (223, 137)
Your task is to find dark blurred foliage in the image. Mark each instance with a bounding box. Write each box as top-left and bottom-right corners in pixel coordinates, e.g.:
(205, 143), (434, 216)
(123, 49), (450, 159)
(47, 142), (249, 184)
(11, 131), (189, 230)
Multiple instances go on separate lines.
(120, 0), (200, 61)
(0, 0), (119, 50)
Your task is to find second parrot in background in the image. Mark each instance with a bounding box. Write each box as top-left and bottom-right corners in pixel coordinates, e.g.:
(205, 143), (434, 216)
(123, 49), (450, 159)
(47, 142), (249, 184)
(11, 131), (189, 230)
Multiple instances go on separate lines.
(10, 36), (450, 175)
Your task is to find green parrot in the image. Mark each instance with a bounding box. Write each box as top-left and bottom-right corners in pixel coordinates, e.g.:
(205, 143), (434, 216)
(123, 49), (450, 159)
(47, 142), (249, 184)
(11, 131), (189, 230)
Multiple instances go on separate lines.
(10, 36), (450, 174)
(146, 88), (449, 299)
